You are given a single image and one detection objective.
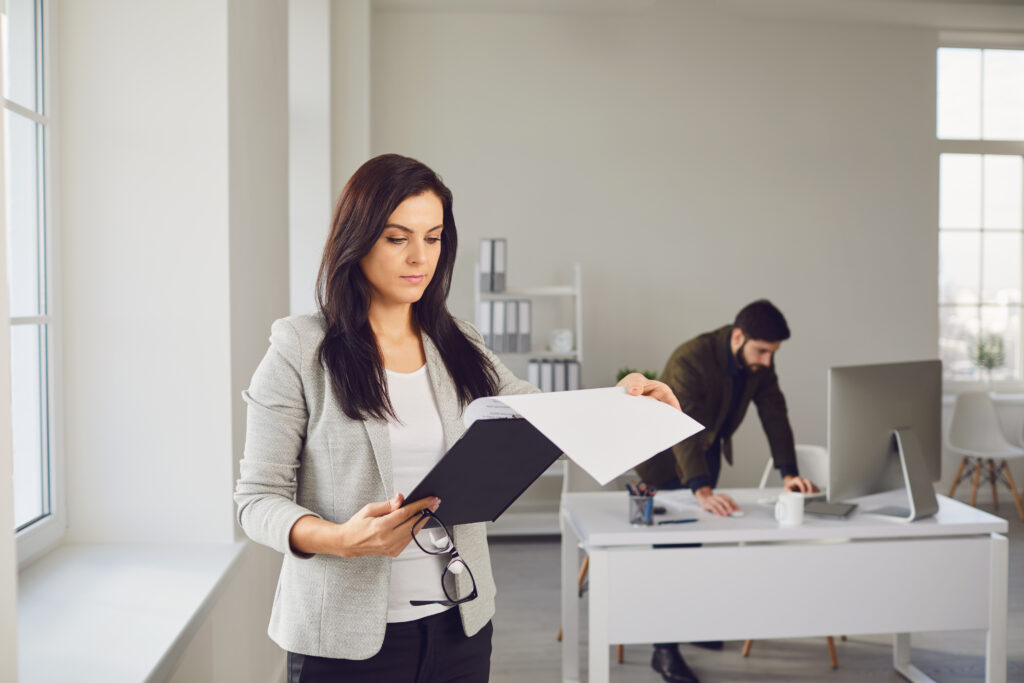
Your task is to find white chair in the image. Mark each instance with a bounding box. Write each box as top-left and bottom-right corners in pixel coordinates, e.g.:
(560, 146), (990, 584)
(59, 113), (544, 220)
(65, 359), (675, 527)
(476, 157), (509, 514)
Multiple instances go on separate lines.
(556, 459), (636, 664)
(756, 443), (829, 490)
(744, 444), (839, 669)
(946, 391), (1024, 521)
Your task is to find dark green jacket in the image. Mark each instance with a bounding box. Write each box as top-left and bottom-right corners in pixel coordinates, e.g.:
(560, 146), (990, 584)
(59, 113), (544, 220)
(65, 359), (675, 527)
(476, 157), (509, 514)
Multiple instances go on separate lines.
(635, 325), (796, 487)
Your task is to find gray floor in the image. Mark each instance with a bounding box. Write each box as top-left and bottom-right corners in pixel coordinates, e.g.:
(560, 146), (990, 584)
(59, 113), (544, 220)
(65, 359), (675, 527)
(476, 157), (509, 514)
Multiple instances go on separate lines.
(488, 502), (1023, 682)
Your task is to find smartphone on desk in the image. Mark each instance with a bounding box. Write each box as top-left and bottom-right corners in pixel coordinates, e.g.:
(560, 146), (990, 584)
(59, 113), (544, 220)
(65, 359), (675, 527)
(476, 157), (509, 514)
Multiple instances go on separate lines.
(804, 501), (857, 518)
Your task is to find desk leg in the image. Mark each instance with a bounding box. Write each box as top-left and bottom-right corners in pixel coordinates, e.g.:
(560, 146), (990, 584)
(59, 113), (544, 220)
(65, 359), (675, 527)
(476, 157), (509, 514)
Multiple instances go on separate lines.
(986, 533), (1008, 683)
(893, 633), (936, 683)
(587, 549), (611, 683)
(561, 516), (580, 683)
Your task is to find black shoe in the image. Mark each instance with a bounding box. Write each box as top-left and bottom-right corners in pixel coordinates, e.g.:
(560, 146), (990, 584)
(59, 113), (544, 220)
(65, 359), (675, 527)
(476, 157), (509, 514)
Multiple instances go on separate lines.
(691, 640), (724, 651)
(651, 645), (700, 683)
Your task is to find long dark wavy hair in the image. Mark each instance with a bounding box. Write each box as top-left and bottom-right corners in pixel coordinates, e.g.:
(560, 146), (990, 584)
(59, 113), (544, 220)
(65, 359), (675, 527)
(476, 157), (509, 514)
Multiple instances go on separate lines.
(316, 153), (498, 421)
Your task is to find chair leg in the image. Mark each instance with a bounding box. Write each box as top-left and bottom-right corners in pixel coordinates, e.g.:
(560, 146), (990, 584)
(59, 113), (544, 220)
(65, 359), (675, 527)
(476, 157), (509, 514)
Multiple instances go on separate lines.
(617, 644), (624, 663)
(949, 456), (968, 497)
(970, 458), (982, 507)
(826, 636), (838, 669)
(556, 626), (561, 642)
(1001, 462), (1024, 522)
(741, 639), (753, 657)
(989, 459), (999, 510)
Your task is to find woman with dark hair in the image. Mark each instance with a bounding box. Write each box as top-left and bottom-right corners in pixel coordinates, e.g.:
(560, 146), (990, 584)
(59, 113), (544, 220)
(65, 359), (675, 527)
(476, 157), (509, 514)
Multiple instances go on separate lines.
(235, 153), (678, 682)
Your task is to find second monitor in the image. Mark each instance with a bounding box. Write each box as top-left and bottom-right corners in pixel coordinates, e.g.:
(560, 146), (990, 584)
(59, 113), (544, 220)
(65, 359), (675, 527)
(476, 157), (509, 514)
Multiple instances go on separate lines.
(827, 359), (942, 520)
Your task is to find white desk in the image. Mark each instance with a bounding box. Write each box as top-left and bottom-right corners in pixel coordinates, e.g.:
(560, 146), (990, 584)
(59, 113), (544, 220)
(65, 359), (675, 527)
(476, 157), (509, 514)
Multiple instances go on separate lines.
(560, 488), (1008, 683)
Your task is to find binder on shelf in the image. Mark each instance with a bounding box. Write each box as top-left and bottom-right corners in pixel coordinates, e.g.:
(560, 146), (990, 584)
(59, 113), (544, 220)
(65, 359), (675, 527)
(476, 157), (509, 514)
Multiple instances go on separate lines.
(505, 299), (518, 352)
(553, 360), (567, 392)
(539, 360), (554, 392)
(403, 418), (562, 525)
(567, 360), (581, 391)
(492, 300), (506, 353)
(479, 239), (493, 291)
(492, 238), (506, 292)
(517, 300), (531, 353)
(527, 359), (540, 387)
(477, 301), (492, 349)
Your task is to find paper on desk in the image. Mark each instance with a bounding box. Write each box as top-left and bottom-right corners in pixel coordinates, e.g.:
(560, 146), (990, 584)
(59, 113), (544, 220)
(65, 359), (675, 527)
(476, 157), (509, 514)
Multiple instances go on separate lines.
(654, 489), (703, 514)
(463, 387), (704, 485)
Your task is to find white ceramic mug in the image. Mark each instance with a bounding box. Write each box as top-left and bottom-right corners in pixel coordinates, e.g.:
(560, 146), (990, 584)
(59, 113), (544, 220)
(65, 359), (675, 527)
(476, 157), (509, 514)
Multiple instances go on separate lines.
(774, 491), (805, 526)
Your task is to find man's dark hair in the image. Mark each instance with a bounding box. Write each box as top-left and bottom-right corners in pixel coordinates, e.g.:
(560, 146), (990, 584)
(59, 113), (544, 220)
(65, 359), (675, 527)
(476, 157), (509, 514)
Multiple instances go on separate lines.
(734, 299), (790, 342)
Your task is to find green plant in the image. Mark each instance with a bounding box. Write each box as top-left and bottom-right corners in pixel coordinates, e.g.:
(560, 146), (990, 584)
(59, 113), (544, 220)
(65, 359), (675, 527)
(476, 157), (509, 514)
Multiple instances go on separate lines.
(616, 367), (658, 382)
(970, 334), (1005, 382)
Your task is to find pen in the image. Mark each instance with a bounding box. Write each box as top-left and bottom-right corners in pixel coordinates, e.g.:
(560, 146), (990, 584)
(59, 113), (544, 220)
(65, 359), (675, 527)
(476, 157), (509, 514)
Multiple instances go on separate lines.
(656, 518), (699, 525)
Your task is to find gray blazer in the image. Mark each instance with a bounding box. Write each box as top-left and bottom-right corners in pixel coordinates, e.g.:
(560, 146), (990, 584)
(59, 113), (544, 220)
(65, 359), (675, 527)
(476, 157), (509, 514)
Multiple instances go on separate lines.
(234, 313), (536, 659)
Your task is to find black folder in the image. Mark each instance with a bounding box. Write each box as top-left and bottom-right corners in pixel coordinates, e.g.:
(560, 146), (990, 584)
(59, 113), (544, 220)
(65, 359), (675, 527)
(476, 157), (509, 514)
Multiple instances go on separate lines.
(403, 418), (564, 526)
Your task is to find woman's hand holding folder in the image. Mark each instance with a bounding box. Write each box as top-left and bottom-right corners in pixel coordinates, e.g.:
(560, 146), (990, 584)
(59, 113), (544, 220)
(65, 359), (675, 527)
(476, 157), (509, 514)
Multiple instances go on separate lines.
(288, 493), (441, 558)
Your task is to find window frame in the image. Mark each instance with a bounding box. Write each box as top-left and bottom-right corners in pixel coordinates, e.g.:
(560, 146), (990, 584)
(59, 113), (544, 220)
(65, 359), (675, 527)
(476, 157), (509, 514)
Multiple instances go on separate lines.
(938, 36), (1024, 392)
(7, 0), (64, 567)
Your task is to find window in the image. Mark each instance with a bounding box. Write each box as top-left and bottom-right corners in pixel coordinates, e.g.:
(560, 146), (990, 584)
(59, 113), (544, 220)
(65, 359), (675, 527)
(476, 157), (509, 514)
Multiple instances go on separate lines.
(4, 0), (60, 560)
(938, 47), (1024, 383)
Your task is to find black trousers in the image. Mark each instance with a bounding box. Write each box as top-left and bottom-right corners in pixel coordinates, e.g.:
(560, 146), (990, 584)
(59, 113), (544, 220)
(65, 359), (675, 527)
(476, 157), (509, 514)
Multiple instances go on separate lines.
(287, 608), (492, 683)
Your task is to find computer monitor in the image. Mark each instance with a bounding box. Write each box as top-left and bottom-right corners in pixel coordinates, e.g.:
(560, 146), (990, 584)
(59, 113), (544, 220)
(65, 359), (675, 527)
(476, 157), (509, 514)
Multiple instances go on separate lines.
(827, 360), (942, 520)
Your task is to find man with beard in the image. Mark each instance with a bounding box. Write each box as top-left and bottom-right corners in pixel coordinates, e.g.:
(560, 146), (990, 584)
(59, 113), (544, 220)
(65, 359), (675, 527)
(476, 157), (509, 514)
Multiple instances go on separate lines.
(634, 299), (817, 683)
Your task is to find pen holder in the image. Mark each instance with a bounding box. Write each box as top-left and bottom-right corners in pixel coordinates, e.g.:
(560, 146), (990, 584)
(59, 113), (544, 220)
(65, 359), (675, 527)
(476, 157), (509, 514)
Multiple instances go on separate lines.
(628, 495), (654, 526)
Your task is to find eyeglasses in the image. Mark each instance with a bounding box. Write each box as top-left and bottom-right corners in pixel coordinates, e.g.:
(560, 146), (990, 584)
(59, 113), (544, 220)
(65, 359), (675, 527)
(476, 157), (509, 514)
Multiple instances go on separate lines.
(409, 509), (479, 608)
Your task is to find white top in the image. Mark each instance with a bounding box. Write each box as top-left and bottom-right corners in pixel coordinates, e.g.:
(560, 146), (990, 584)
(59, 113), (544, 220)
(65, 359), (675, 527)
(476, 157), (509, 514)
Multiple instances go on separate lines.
(385, 365), (451, 623)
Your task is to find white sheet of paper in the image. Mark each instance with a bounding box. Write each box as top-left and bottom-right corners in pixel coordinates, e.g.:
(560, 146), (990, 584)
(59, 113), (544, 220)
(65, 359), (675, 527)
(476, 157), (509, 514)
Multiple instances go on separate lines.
(464, 387), (704, 485)
(463, 397), (520, 422)
(655, 489), (703, 514)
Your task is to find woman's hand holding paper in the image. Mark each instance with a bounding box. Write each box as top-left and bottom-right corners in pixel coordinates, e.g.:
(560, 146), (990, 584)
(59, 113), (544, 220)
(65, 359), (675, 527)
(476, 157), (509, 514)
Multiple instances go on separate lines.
(616, 372), (681, 411)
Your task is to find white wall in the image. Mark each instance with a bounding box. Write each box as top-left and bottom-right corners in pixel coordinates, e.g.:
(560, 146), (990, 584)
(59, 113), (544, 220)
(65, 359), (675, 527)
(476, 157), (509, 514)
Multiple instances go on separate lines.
(57, 0), (288, 679)
(228, 0), (291, 537)
(331, 0), (372, 199)
(61, 0), (234, 543)
(60, 0), (286, 536)
(366, 1), (940, 487)
(289, 0), (372, 316)
(289, 0), (334, 316)
(167, 543), (283, 683)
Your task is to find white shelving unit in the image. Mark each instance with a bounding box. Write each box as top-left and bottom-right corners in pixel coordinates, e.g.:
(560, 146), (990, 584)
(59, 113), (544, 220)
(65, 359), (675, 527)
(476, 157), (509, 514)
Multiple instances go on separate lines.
(474, 262), (582, 536)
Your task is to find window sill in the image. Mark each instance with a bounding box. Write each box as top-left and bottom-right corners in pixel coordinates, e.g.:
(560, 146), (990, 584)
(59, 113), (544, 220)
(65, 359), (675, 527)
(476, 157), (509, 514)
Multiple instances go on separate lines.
(18, 541), (247, 683)
(943, 389), (1024, 406)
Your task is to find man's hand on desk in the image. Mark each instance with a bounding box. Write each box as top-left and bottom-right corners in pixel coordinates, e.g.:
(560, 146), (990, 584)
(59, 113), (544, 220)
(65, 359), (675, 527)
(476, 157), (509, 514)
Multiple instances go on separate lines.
(694, 487), (740, 516)
(783, 475), (819, 494)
